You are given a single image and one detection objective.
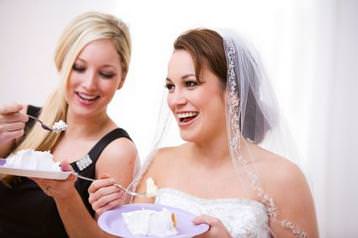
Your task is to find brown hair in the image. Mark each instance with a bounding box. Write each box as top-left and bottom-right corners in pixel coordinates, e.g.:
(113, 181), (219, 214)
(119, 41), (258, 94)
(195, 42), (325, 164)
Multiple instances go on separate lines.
(173, 28), (269, 143)
(174, 29), (227, 86)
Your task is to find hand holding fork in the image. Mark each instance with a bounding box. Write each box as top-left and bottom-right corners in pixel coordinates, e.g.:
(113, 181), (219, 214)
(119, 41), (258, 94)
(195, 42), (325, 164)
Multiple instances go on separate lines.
(75, 173), (147, 197)
(85, 175), (152, 215)
(0, 104), (28, 144)
(0, 102), (65, 138)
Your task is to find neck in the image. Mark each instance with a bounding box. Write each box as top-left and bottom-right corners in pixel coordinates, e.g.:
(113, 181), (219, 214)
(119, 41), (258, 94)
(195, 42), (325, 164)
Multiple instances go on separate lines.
(190, 131), (231, 166)
(65, 110), (112, 138)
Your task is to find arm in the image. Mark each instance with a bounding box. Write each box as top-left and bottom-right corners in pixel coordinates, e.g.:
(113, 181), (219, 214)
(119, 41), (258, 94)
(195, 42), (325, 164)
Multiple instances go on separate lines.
(89, 138), (138, 214)
(35, 138), (138, 238)
(34, 174), (115, 238)
(269, 162), (319, 238)
(0, 103), (28, 157)
(89, 150), (159, 215)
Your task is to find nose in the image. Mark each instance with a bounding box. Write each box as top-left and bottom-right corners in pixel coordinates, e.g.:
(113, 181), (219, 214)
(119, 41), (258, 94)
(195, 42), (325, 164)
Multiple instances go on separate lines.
(168, 88), (187, 107)
(83, 70), (97, 91)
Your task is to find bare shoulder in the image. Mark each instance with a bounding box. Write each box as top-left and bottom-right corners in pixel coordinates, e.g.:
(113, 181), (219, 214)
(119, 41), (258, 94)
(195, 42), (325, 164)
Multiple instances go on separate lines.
(145, 145), (182, 174)
(138, 144), (186, 184)
(251, 145), (318, 237)
(96, 136), (138, 180)
(101, 137), (137, 162)
(154, 146), (181, 162)
(249, 144), (305, 187)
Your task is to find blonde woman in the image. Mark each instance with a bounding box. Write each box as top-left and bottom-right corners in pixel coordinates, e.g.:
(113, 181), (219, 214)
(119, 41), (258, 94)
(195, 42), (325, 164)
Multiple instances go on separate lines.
(0, 12), (137, 237)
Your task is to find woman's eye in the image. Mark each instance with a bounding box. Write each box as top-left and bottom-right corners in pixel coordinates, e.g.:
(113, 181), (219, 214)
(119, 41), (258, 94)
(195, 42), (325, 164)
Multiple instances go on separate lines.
(72, 64), (85, 72)
(100, 72), (115, 79)
(165, 83), (175, 92)
(185, 80), (198, 88)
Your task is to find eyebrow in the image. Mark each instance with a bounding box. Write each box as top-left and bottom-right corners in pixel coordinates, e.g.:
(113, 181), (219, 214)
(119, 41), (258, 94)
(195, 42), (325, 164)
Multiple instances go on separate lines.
(101, 64), (116, 69)
(74, 58), (116, 69)
(166, 74), (196, 81)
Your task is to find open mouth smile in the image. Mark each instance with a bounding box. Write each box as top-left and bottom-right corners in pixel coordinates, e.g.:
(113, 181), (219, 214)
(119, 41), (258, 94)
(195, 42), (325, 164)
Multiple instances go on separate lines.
(176, 111), (199, 124)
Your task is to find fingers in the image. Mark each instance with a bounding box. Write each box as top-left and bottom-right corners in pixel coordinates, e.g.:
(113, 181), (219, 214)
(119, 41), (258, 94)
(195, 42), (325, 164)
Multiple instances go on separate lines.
(0, 104), (28, 143)
(193, 215), (231, 238)
(88, 182), (120, 202)
(31, 176), (77, 199)
(59, 162), (74, 172)
(0, 113), (28, 124)
(0, 103), (27, 123)
(95, 197), (125, 215)
(0, 129), (24, 143)
(193, 215), (221, 226)
(88, 177), (116, 193)
(0, 103), (23, 115)
(88, 180), (128, 215)
(90, 189), (126, 215)
(1, 121), (26, 131)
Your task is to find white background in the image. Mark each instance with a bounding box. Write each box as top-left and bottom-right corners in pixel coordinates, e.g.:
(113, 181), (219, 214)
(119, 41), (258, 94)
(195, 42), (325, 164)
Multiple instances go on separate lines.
(1, 0), (357, 237)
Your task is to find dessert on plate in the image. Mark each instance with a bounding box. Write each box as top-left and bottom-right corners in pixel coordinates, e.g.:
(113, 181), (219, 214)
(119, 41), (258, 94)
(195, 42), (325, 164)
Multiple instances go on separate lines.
(122, 208), (178, 237)
(3, 149), (61, 172)
(145, 177), (158, 198)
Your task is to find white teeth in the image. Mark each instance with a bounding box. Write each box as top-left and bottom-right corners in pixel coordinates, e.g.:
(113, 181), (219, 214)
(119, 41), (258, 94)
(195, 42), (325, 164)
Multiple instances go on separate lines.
(176, 112), (198, 119)
(78, 93), (98, 100)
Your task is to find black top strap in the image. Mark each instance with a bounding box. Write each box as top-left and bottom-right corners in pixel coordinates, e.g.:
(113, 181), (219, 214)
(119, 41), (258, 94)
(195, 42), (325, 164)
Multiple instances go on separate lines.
(27, 105), (41, 116)
(25, 105), (41, 133)
(89, 128), (131, 161)
(71, 128), (132, 173)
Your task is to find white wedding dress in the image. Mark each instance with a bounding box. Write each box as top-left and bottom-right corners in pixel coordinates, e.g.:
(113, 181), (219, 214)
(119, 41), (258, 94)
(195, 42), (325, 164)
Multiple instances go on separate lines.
(155, 188), (271, 238)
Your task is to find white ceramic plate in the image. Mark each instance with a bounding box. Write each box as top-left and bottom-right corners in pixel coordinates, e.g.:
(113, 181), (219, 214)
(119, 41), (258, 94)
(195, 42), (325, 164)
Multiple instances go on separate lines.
(0, 159), (71, 180)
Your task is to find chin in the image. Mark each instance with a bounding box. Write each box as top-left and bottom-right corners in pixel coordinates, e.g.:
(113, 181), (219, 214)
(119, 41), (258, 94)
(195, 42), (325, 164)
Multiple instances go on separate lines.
(179, 131), (199, 143)
(70, 105), (95, 117)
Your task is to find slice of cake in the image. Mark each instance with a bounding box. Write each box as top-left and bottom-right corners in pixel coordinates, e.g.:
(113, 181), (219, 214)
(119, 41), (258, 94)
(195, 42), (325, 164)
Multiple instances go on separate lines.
(145, 177), (158, 197)
(122, 208), (178, 237)
(4, 149), (61, 172)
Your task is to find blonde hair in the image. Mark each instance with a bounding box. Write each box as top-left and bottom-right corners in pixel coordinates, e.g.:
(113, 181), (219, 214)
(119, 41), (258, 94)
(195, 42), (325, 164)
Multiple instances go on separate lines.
(4, 11), (131, 182)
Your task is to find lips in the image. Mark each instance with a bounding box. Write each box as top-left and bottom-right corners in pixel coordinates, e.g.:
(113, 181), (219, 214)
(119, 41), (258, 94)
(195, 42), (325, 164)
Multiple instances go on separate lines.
(75, 92), (100, 104)
(176, 111), (199, 124)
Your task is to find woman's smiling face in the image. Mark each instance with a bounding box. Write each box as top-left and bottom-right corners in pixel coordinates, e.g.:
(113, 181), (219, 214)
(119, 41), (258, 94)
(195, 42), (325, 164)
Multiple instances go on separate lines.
(66, 39), (123, 118)
(166, 50), (227, 143)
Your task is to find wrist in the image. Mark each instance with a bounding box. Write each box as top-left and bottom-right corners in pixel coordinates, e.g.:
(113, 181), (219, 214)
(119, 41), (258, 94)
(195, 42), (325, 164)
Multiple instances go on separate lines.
(53, 186), (79, 203)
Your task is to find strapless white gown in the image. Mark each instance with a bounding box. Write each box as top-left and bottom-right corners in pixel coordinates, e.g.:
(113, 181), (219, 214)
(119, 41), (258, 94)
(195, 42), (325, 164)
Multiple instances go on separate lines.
(155, 188), (271, 238)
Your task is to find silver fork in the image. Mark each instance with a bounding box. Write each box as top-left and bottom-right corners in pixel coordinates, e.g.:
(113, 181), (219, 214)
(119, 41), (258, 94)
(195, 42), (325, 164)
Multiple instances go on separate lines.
(73, 173), (148, 197)
(27, 114), (56, 132)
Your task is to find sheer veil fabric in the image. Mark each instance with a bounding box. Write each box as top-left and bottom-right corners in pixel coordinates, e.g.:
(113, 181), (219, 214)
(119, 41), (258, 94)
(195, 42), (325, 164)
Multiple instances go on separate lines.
(222, 31), (307, 237)
(129, 30), (307, 238)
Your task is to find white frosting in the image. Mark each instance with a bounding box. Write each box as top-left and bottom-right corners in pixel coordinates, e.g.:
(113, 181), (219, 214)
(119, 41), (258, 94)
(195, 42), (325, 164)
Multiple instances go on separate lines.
(5, 149), (61, 172)
(146, 177), (158, 197)
(122, 208), (177, 237)
(52, 120), (68, 132)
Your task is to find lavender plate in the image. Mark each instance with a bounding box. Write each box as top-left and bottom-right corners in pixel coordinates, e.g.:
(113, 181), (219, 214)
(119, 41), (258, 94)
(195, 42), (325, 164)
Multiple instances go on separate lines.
(98, 203), (209, 238)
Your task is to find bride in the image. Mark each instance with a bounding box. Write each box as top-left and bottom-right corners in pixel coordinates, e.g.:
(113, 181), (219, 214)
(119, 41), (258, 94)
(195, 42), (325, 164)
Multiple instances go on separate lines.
(89, 28), (318, 237)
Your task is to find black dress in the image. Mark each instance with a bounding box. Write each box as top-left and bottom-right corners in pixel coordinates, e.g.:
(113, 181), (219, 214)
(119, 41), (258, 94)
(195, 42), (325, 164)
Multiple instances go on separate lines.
(0, 105), (132, 237)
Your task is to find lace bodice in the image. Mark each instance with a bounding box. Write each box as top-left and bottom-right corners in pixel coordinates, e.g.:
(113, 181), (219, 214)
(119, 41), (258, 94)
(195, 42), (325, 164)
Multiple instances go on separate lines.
(155, 188), (271, 238)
